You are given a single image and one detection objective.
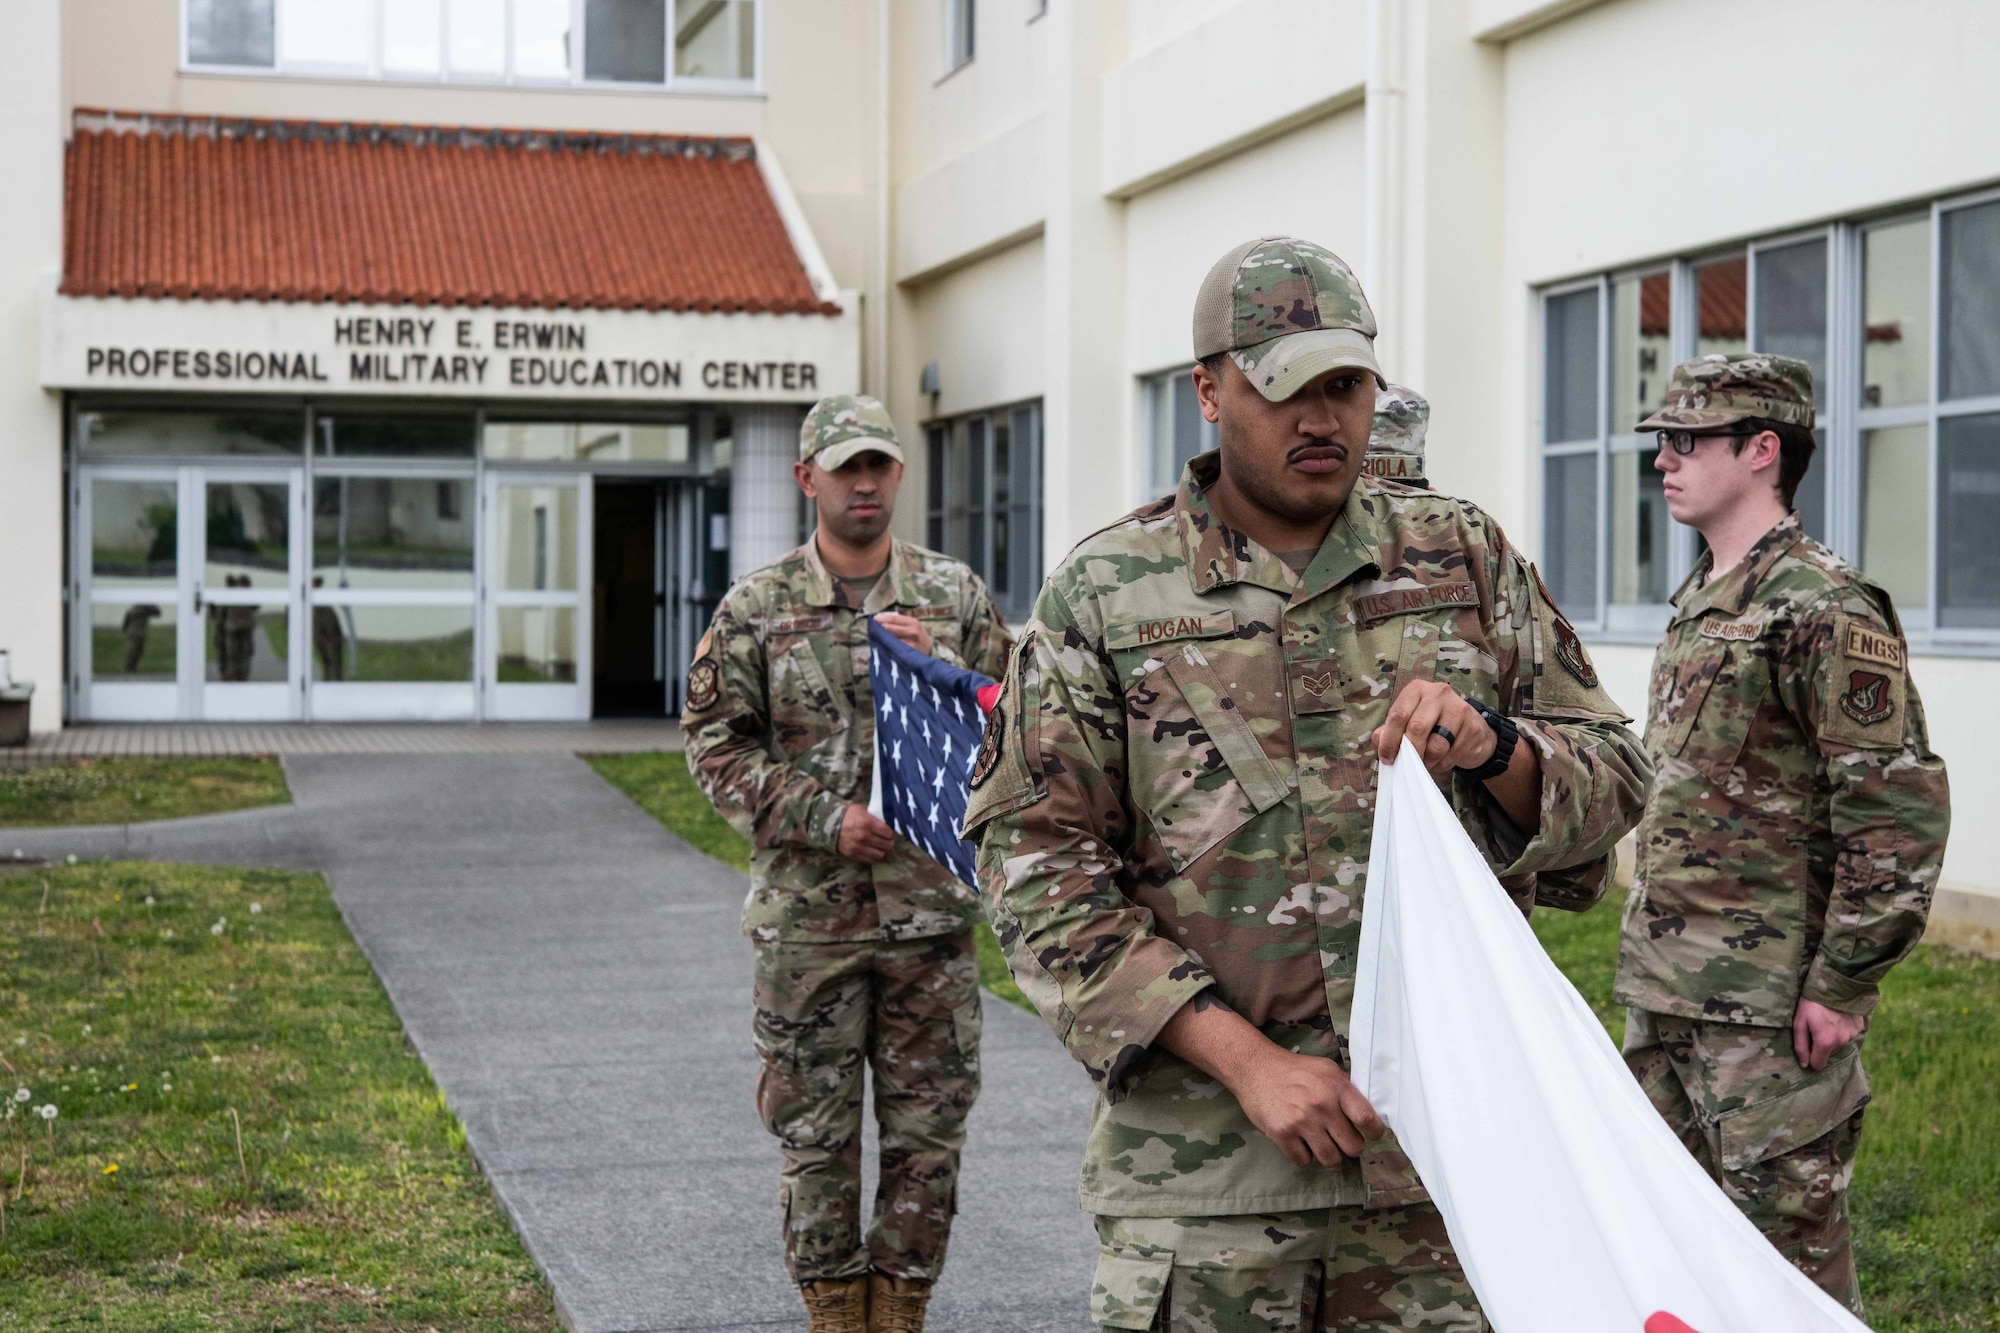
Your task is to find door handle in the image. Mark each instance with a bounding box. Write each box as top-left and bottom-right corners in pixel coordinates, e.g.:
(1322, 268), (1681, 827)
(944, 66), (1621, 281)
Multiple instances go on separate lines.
(193, 586), (203, 613)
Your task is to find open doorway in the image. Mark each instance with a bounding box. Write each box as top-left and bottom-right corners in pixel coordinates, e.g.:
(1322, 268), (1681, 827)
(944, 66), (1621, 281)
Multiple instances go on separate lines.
(592, 480), (730, 717)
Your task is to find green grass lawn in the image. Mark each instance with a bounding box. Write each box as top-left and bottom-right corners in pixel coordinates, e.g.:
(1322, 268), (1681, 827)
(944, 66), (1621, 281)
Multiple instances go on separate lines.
(0, 860), (557, 1331)
(0, 759), (292, 829)
(584, 752), (1033, 1012)
(1534, 901), (2000, 1331)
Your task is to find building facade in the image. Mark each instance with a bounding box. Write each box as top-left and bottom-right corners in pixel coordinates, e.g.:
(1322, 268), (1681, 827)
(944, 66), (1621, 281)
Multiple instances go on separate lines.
(5, 0), (1999, 932)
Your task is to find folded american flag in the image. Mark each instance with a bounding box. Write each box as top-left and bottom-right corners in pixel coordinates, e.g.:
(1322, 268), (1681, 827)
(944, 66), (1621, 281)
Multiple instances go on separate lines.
(866, 617), (1000, 887)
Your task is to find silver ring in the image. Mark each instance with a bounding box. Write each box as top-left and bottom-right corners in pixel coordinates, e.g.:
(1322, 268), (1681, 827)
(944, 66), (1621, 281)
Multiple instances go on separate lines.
(1430, 724), (1456, 745)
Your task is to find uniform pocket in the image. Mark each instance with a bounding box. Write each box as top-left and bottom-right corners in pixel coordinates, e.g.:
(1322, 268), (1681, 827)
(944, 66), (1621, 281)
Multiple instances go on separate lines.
(769, 638), (849, 759)
(1091, 1245), (1174, 1330)
(1128, 645), (1286, 874)
(1715, 1045), (1870, 1172)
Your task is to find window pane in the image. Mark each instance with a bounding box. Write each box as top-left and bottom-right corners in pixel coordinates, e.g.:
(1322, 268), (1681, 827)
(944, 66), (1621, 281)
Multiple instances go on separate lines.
(1863, 220), (1931, 410)
(188, 0), (274, 66)
(1942, 201), (2000, 401)
(1610, 273), (1671, 434)
(497, 607), (577, 682)
(448, 0), (506, 74)
(675, 0), (756, 79)
(319, 414), (474, 457)
(926, 426), (947, 551)
(382, 0), (442, 73)
(206, 606), (288, 682)
(1543, 289), (1598, 444)
(495, 485), (579, 592)
(991, 419), (1011, 598)
(1542, 453), (1598, 617)
(78, 409), (302, 456)
(964, 418), (987, 578)
(205, 482), (291, 591)
(483, 422), (690, 462)
(1793, 428), (1827, 543)
(92, 480), (177, 588)
(1696, 255), (1747, 360)
(1939, 412), (2000, 628)
(1173, 371), (1212, 477)
(1861, 424), (1928, 612)
(93, 603), (178, 681)
(946, 0), (975, 67)
(1008, 404), (1040, 619)
(312, 478), (475, 591)
(279, 0), (372, 67)
(1754, 238), (1827, 405)
(1608, 449), (1667, 606)
(585, 0), (667, 81)
(515, 0), (573, 78)
(313, 606), (474, 681)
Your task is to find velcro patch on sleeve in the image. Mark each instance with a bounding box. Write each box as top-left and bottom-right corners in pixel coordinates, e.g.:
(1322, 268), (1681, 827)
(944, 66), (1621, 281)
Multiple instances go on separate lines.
(1103, 610), (1237, 651)
(1699, 616), (1760, 641)
(1819, 614), (1909, 749)
(1354, 580), (1477, 624)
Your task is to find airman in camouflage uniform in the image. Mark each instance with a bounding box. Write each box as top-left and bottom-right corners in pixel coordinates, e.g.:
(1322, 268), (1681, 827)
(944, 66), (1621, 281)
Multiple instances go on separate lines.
(684, 394), (1014, 1331)
(1364, 384), (1428, 488)
(1615, 354), (1950, 1311)
(965, 237), (1652, 1332)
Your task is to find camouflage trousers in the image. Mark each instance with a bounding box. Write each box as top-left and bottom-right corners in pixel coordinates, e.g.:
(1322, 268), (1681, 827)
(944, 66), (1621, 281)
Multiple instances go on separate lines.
(1092, 1204), (1483, 1332)
(1623, 1007), (1870, 1311)
(751, 931), (982, 1285)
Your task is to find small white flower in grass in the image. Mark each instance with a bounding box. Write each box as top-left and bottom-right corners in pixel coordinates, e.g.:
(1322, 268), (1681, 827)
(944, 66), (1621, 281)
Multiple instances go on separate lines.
(249, 902), (261, 914)
(66, 854), (77, 865)
(81, 1025), (91, 1036)
(161, 929), (174, 939)
(144, 896), (155, 906)
(37, 1104), (56, 1121)
(210, 923), (224, 936)
(12, 1087), (27, 1102)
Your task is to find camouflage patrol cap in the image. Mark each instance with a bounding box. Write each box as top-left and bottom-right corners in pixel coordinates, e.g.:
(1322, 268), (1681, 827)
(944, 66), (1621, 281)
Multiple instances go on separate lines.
(798, 393), (907, 471)
(1636, 353), (1816, 432)
(1364, 383), (1428, 484)
(1193, 236), (1387, 402)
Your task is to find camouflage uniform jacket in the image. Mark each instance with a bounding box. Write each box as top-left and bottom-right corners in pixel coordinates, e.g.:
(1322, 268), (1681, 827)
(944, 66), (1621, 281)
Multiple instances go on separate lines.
(685, 535), (1014, 944)
(1615, 515), (1948, 1026)
(964, 454), (1652, 1217)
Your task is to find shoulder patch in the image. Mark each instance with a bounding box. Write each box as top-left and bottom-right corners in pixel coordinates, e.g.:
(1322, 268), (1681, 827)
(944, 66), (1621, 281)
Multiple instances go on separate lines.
(970, 700), (1005, 789)
(685, 654), (721, 714)
(1837, 670), (1896, 727)
(1842, 621), (1905, 670)
(1552, 614), (1599, 688)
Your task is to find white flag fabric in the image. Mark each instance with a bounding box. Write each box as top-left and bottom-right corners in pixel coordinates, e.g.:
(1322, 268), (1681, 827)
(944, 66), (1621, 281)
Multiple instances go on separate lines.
(1349, 740), (1871, 1333)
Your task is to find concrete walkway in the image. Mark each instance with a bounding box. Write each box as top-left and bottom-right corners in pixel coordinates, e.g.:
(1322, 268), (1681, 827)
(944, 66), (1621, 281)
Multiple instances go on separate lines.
(2, 719), (682, 766)
(5, 754), (1096, 1331)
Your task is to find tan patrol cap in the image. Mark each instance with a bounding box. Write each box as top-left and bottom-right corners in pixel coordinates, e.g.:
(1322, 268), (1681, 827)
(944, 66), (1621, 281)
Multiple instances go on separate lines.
(1192, 236), (1387, 402)
(799, 393), (907, 471)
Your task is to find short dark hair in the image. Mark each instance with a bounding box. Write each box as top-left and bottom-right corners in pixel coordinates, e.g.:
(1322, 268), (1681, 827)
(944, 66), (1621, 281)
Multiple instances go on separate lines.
(1731, 415), (1817, 509)
(1197, 351), (1230, 381)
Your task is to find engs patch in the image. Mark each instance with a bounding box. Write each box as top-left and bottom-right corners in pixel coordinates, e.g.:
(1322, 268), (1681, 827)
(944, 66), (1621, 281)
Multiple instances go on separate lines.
(1842, 622), (1905, 670)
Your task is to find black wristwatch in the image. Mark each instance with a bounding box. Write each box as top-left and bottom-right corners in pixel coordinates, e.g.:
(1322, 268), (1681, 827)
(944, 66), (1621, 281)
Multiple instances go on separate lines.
(1458, 697), (1518, 782)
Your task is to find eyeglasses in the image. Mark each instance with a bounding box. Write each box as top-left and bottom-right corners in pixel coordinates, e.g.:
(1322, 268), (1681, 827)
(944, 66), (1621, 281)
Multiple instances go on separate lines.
(1657, 428), (1756, 456)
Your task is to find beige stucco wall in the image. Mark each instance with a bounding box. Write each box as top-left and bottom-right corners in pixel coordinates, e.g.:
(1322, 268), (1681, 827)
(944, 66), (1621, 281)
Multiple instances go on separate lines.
(2, 0), (65, 732)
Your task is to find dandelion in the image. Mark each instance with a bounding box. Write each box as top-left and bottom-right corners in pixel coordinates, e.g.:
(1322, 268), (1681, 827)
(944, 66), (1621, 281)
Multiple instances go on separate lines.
(65, 854), (76, 865)
(144, 896), (155, 906)
(161, 1083), (172, 1092)
(37, 1105), (55, 1121)
(102, 1163), (118, 1175)
(210, 1055), (221, 1064)
(122, 1083), (136, 1092)
(249, 902), (262, 914)
(81, 1025), (91, 1036)
(162, 929), (174, 939)
(210, 922), (224, 936)
(12, 1088), (26, 1103)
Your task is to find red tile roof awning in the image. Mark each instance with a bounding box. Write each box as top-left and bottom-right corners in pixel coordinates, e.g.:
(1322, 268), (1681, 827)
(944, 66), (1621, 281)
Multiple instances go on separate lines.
(62, 110), (839, 315)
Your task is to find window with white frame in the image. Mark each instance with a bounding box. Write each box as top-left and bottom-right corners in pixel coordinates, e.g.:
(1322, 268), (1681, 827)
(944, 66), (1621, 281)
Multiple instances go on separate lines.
(1540, 187), (2000, 647)
(943, 0), (975, 73)
(1143, 366), (1218, 497)
(925, 401), (1042, 622)
(182, 0), (759, 89)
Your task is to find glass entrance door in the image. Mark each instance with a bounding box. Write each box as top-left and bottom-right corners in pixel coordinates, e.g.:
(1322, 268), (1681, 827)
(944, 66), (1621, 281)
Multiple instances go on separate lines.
(198, 472), (304, 720)
(485, 474), (589, 720)
(75, 467), (302, 721)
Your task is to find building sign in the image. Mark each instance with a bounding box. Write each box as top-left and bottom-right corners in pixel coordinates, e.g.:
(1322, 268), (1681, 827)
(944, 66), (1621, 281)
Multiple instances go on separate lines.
(41, 284), (859, 404)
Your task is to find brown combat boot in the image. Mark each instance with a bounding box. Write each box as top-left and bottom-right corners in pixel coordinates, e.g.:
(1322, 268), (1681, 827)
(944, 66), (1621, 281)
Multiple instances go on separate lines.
(866, 1274), (933, 1333)
(799, 1276), (869, 1333)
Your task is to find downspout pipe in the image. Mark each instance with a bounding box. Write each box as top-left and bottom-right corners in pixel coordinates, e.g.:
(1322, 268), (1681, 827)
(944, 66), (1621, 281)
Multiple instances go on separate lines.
(1364, 0), (1405, 375)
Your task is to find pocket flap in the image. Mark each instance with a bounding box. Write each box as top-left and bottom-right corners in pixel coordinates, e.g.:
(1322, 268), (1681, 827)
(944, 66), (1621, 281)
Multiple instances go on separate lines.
(1091, 1245), (1174, 1330)
(1715, 1048), (1869, 1172)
